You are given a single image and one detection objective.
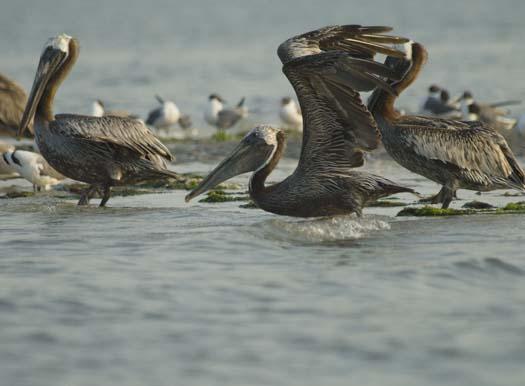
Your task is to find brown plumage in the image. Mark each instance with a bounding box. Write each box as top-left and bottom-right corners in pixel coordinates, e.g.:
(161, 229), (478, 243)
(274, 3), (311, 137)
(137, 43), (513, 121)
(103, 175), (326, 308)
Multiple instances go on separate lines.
(0, 73), (33, 137)
(368, 42), (525, 208)
(186, 25), (416, 217)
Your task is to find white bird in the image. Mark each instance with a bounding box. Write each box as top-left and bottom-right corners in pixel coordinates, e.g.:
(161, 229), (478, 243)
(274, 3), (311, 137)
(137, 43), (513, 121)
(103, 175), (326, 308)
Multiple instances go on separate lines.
(279, 97), (303, 131)
(2, 150), (64, 191)
(204, 94), (225, 126)
(146, 95), (181, 129)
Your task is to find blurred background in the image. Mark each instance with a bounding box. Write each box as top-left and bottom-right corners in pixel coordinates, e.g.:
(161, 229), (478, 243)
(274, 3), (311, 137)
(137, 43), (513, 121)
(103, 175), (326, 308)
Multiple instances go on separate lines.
(1, 0), (523, 136)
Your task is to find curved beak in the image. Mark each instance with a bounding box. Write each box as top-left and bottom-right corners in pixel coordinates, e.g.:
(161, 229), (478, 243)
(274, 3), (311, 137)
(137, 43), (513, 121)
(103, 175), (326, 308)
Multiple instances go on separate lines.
(18, 48), (67, 137)
(185, 141), (270, 202)
(155, 95), (165, 104)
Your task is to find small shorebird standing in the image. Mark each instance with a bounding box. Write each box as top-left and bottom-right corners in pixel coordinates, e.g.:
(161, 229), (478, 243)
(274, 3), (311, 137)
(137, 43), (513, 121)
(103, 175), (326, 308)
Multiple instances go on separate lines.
(279, 97), (302, 131)
(2, 149), (64, 191)
(204, 94), (248, 130)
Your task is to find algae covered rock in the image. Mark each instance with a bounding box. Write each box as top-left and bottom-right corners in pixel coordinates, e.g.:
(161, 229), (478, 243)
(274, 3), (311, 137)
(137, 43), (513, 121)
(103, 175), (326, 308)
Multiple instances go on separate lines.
(397, 206), (475, 217)
(199, 190), (249, 203)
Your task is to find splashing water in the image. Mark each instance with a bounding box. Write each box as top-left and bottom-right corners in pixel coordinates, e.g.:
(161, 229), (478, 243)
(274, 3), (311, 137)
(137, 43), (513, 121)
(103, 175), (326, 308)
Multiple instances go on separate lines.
(257, 215), (391, 243)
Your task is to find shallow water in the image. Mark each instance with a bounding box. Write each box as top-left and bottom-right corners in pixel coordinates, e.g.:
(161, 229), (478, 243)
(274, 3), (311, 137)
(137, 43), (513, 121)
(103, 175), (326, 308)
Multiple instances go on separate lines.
(1, 1), (525, 385)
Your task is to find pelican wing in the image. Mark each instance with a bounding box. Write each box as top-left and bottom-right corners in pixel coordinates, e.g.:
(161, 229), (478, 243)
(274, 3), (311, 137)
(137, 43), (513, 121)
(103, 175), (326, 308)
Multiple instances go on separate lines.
(35, 153), (65, 179)
(0, 73), (30, 136)
(280, 26), (408, 174)
(396, 116), (525, 187)
(277, 24), (409, 65)
(52, 115), (173, 162)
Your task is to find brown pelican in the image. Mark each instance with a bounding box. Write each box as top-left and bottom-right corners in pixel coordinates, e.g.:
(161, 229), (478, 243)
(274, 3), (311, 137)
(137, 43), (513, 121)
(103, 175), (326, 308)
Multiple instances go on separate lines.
(204, 94), (248, 130)
(0, 73), (33, 137)
(2, 149), (64, 191)
(146, 95), (182, 129)
(367, 41), (525, 208)
(186, 25), (416, 217)
(279, 97), (303, 131)
(17, 34), (181, 206)
(460, 91), (519, 131)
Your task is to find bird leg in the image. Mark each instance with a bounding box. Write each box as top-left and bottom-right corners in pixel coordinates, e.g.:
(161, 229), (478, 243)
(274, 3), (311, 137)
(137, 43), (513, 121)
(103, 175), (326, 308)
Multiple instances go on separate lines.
(419, 186), (456, 208)
(78, 185), (98, 206)
(439, 187), (456, 209)
(99, 185), (112, 207)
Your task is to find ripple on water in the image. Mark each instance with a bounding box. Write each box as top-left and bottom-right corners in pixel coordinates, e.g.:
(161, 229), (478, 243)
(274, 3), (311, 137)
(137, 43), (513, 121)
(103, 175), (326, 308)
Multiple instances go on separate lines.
(255, 215), (391, 243)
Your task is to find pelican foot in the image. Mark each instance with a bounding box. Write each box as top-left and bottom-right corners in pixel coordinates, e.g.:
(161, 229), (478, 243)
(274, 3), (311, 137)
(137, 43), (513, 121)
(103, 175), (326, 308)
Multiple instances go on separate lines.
(99, 186), (112, 207)
(78, 185), (98, 206)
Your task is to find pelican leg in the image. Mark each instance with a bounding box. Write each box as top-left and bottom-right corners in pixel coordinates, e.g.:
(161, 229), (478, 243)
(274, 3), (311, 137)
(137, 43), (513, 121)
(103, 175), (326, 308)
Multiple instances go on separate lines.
(440, 187), (455, 209)
(99, 185), (111, 207)
(78, 185), (98, 206)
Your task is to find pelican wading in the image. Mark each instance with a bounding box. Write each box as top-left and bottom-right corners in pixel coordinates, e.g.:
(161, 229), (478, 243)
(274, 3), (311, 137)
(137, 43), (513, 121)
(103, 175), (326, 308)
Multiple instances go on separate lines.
(18, 34), (181, 206)
(367, 41), (525, 208)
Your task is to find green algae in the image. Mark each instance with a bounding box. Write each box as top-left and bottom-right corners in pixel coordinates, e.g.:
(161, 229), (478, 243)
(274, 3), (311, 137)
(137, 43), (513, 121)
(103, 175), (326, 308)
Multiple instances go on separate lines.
(462, 201), (495, 209)
(397, 206), (475, 217)
(398, 202), (525, 217)
(239, 201), (258, 209)
(199, 190), (249, 203)
(367, 200), (408, 208)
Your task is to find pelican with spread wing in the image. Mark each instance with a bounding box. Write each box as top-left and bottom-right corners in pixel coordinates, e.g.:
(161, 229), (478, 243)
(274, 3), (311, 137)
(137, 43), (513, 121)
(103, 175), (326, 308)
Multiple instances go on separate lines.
(186, 25), (416, 217)
(18, 34), (181, 206)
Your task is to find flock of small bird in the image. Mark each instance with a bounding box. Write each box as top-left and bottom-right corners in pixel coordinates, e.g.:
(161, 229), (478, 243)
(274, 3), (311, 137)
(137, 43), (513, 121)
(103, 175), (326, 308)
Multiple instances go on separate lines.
(419, 84), (521, 132)
(0, 24), (524, 217)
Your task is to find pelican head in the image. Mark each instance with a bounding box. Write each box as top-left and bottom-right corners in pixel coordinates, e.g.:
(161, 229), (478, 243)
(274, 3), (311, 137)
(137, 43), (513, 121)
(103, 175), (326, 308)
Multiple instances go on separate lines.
(185, 125), (280, 202)
(18, 34), (76, 136)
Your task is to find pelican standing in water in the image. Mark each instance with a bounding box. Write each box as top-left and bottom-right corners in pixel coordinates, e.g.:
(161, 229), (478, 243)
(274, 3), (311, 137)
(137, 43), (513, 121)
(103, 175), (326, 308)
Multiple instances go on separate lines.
(2, 149), (64, 191)
(0, 73), (33, 137)
(367, 40), (525, 208)
(186, 25), (416, 217)
(18, 34), (181, 206)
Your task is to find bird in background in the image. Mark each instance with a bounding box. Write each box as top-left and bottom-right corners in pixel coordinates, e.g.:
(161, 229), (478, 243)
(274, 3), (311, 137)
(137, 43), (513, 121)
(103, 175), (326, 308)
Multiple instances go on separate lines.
(146, 95), (182, 131)
(91, 99), (139, 119)
(2, 149), (64, 191)
(204, 94), (248, 130)
(420, 84), (461, 118)
(460, 91), (519, 131)
(279, 97), (302, 131)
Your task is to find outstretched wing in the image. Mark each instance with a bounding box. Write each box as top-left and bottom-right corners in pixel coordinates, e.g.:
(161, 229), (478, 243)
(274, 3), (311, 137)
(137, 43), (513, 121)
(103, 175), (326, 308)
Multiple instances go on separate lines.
(51, 114), (173, 162)
(278, 25), (408, 175)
